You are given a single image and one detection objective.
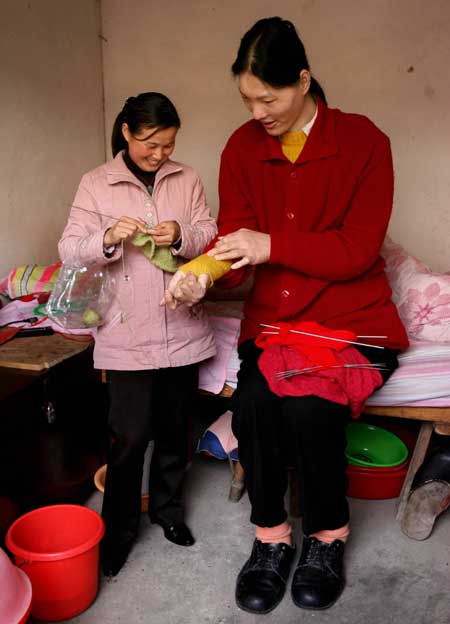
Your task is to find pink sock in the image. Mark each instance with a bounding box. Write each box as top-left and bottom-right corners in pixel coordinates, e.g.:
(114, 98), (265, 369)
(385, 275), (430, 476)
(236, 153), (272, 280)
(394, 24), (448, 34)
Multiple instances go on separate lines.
(256, 521), (292, 546)
(310, 523), (350, 544)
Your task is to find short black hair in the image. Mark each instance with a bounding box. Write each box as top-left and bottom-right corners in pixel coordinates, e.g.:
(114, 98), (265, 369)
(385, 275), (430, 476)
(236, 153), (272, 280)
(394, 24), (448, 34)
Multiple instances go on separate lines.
(111, 92), (181, 156)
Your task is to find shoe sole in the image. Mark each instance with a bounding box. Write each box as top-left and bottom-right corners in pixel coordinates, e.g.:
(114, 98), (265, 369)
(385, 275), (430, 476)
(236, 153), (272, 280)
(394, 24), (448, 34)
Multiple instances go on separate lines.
(401, 481), (450, 540)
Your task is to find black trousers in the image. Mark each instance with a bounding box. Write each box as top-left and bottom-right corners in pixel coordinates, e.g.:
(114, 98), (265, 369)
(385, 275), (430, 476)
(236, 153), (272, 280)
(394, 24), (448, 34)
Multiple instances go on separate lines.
(231, 341), (399, 536)
(101, 364), (198, 544)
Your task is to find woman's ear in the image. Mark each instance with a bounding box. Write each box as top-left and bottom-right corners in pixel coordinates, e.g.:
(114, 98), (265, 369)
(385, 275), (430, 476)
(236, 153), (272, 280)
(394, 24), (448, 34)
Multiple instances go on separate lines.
(299, 69), (311, 95)
(121, 122), (131, 143)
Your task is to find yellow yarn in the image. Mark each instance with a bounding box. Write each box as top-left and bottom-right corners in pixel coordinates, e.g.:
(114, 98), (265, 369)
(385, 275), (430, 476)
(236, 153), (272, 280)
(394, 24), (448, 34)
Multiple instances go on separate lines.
(280, 130), (308, 163)
(179, 254), (232, 286)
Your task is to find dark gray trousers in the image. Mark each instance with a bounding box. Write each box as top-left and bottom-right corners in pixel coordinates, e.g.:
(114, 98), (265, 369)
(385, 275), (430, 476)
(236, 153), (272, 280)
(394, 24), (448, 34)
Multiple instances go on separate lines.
(101, 365), (198, 545)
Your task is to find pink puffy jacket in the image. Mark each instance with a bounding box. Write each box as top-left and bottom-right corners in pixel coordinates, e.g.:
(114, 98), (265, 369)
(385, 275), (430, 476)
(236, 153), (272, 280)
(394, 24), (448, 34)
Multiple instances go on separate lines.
(58, 152), (217, 371)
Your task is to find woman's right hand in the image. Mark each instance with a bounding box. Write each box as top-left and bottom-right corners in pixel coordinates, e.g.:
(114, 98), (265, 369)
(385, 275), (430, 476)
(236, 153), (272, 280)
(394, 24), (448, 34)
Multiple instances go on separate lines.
(104, 216), (148, 247)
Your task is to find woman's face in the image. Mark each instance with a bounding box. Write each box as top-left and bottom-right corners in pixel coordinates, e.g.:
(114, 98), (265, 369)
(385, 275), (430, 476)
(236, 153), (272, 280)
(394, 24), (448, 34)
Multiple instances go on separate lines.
(238, 70), (312, 136)
(122, 124), (178, 171)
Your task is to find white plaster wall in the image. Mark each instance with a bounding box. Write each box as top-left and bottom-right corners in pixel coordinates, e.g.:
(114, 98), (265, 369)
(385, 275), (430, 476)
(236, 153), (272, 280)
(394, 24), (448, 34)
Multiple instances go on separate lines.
(101, 0), (450, 271)
(0, 0), (105, 277)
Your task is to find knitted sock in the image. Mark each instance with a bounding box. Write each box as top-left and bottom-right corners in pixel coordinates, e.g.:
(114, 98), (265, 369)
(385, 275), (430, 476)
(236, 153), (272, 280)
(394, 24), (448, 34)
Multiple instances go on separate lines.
(310, 523), (350, 544)
(256, 521), (292, 546)
(132, 232), (178, 273)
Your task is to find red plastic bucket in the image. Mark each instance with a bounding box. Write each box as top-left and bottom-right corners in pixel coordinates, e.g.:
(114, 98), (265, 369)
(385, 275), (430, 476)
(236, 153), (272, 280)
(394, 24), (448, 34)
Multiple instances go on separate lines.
(6, 505), (105, 622)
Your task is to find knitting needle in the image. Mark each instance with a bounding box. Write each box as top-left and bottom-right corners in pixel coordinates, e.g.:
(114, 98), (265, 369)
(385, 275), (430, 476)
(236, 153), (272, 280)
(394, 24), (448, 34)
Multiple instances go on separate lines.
(70, 204), (117, 220)
(69, 204), (134, 282)
(275, 362), (389, 380)
(259, 323), (386, 350)
(260, 323), (387, 339)
(275, 365), (389, 380)
(70, 203), (154, 235)
(279, 362), (388, 375)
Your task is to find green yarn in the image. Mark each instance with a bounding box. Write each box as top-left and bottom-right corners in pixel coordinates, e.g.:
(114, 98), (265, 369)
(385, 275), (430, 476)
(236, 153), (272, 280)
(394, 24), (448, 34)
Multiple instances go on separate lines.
(132, 232), (178, 273)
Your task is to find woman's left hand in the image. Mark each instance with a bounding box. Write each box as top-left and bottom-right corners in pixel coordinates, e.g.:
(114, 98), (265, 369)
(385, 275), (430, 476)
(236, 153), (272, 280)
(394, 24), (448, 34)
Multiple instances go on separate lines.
(207, 228), (271, 269)
(161, 270), (210, 309)
(147, 220), (181, 246)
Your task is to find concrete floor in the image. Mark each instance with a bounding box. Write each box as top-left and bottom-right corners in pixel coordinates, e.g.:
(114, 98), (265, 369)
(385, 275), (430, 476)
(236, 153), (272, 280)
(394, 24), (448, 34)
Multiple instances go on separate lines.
(37, 454), (450, 624)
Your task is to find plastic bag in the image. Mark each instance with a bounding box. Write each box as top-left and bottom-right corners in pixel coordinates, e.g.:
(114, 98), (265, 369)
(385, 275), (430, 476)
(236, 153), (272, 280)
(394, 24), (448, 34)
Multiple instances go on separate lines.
(46, 263), (114, 329)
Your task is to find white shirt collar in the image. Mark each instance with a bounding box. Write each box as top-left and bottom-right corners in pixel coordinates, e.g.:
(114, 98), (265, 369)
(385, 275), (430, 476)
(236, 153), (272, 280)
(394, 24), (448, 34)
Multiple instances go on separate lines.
(302, 106), (318, 136)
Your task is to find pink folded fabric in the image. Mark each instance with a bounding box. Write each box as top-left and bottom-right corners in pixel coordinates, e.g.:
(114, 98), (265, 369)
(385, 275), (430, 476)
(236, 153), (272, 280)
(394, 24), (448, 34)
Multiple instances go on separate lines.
(205, 410), (238, 455)
(198, 315), (241, 394)
(0, 297), (95, 337)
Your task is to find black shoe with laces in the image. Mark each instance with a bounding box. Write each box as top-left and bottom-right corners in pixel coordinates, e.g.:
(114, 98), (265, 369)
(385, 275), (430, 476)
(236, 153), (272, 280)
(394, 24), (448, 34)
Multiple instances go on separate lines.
(235, 539), (296, 614)
(291, 536), (345, 610)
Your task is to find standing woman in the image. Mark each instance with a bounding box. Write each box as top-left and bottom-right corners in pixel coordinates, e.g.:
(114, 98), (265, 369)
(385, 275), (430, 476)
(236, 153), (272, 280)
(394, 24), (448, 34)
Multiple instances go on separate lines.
(165, 17), (408, 614)
(58, 92), (217, 576)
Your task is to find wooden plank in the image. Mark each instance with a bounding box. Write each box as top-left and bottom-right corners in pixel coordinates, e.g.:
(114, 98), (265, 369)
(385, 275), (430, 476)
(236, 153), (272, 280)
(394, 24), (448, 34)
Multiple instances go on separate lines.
(228, 460), (245, 502)
(0, 334), (92, 371)
(365, 405), (450, 423)
(199, 382), (235, 398)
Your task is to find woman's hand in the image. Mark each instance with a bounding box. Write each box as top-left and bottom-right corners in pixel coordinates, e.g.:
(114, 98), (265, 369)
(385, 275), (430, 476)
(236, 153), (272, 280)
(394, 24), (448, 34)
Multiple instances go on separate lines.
(161, 270), (211, 310)
(147, 220), (181, 246)
(104, 216), (147, 247)
(207, 228), (271, 269)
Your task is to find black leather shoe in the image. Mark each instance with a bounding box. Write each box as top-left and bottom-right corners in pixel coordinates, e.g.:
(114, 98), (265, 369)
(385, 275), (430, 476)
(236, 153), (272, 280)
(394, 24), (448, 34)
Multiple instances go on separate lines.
(100, 535), (135, 577)
(291, 536), (345, 610)
(235, 539), (296, 614)
(402, 447), (450, 540)
(412, 446), (450, 486)
(157, 522), (195, 546)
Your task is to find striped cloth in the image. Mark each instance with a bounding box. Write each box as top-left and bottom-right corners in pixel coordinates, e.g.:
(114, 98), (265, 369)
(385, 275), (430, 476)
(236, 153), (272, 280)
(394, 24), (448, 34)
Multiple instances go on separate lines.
(7, 262), (61, 299)
(363, 342), (450, 407)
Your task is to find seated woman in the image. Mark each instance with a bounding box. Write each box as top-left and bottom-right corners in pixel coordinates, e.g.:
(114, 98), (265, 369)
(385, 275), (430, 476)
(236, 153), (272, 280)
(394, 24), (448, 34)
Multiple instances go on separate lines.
(163, 17), (408, 615)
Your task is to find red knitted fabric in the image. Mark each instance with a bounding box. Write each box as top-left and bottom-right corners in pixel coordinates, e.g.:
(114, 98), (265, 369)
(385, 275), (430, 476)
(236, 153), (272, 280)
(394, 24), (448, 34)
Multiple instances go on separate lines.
(255, 321), (358, 367)
(257, 343), (383, 419)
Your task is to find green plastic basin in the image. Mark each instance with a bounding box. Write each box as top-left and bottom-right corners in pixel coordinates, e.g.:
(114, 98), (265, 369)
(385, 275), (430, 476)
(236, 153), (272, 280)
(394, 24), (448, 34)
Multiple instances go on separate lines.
(345, 422), (408, 468)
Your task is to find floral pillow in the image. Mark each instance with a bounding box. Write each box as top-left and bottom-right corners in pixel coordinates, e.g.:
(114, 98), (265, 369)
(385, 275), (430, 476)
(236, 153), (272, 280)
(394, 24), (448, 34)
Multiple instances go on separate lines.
(381, 237), (450, 342)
